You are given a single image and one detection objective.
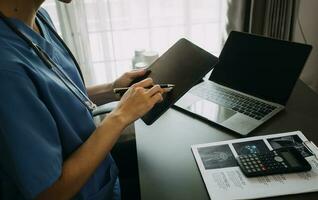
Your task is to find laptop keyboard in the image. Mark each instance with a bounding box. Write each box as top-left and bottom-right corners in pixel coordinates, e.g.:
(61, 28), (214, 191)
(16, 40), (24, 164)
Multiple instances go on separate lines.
(191, 83), (277, 120)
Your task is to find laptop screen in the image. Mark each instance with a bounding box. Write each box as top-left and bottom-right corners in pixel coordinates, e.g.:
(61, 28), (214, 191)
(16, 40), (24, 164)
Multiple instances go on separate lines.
(209, 31), (312, 105)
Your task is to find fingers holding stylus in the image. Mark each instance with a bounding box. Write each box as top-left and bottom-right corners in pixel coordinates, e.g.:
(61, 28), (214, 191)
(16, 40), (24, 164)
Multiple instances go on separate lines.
(129, 78), (171, 104)
(132, 78), (154, 88)
(132, 79), (164, 103)
(150, 92), (164, 104)
(146, 85), (165, 97)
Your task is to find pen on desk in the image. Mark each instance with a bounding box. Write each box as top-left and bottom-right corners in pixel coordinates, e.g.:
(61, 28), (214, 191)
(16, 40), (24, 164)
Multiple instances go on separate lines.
(113, 84), (175, 95)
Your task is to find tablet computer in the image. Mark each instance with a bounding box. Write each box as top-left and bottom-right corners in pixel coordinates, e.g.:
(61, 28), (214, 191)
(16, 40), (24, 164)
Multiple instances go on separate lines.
(133, 38), (218, 125)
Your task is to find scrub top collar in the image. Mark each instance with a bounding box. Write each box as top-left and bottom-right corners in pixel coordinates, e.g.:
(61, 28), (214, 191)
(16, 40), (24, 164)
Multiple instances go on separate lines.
(5, 15), (55, 59)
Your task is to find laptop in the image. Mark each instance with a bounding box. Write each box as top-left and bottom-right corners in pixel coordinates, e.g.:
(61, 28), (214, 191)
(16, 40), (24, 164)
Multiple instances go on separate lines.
(174, 31), (312, 135)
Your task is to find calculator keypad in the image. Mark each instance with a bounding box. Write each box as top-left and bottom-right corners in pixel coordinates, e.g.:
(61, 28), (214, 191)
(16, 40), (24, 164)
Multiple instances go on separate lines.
(237, 151), (288, 175)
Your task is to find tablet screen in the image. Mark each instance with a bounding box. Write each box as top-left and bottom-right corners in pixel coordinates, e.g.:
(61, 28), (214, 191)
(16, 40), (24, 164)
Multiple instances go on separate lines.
(133, 38), (218, 125)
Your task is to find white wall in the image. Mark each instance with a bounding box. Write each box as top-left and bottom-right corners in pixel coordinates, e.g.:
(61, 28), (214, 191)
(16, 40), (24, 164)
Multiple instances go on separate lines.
(293, 0), (318, 93)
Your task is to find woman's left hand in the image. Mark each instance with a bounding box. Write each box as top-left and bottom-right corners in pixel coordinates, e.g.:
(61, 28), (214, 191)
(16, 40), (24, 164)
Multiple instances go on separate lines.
(112, 69), (148, 89)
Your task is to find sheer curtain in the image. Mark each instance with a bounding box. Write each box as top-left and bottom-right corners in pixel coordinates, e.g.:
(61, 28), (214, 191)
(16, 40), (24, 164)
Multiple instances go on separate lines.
(43, 0), (227, 86)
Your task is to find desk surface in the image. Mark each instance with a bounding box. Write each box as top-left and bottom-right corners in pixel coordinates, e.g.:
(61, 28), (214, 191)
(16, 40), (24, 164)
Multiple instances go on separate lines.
(135, 80), (318, 200)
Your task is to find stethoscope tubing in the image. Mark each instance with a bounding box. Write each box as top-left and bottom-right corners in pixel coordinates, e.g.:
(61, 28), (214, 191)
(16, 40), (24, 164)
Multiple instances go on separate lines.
(0, 10), (97, 112)
(36, 12), (85, 83)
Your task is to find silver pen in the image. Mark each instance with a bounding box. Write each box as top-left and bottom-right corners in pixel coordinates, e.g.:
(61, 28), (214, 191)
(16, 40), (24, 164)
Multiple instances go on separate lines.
(113, 84), (175, 95)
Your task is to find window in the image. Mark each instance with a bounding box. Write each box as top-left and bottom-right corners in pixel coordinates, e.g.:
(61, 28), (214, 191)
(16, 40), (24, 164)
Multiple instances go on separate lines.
(43, 0), (227, 85)
(42, 0), (62, 34)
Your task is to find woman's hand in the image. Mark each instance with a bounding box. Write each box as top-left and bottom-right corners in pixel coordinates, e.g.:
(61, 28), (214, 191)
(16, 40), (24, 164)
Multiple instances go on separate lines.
(110, 78), (167, 126)
(87, 69), (149, 105)
(112, 69), (148, 89)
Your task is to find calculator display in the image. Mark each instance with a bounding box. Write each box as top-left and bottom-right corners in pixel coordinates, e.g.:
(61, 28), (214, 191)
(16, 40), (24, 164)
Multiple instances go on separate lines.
(281, 152), (301, 167)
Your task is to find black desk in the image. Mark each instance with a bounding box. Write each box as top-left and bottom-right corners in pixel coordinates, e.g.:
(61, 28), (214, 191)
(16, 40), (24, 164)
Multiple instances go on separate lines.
(135, 80), (318, 200)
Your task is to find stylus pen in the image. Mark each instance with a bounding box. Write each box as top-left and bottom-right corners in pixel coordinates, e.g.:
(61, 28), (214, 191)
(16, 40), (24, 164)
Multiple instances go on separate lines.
(114, 84), (175, 95)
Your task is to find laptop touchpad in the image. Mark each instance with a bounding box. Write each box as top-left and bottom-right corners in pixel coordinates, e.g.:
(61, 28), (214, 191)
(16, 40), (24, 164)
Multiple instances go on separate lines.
(187, 99), (236, 123)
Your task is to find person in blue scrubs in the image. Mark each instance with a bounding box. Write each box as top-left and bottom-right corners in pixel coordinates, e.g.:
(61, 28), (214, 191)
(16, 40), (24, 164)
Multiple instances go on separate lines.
(0, 0), (167, 199)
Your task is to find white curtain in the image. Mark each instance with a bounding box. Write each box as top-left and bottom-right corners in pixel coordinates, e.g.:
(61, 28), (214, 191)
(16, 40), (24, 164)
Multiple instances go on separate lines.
(43, 0), (227, 86)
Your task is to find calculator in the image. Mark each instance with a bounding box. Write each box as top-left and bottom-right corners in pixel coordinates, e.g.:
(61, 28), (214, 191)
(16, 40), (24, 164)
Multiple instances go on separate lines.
(236, 147), (312, 177)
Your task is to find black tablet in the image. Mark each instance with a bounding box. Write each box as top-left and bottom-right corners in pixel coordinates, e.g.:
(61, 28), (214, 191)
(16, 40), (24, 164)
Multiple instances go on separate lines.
(133, 38), (218, 125)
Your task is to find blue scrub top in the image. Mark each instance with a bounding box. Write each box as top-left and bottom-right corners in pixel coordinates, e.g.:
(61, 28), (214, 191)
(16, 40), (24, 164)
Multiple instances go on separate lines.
(0, 8), (120, 200)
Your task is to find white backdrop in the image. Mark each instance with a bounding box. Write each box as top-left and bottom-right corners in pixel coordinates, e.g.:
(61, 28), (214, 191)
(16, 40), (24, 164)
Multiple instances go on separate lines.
(43, 0), (227, 86)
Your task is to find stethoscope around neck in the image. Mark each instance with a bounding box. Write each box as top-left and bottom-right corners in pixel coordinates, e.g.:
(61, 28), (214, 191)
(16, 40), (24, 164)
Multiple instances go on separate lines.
(0, 10), (97, 112)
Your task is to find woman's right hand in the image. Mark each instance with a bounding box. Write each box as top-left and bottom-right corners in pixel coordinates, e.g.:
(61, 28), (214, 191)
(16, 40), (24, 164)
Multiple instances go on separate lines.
(110, 78), (167, 126)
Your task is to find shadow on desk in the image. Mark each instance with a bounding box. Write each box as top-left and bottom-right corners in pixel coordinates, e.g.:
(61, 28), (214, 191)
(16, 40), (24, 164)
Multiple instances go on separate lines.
(112, 138), (141, 200)
(95, 114), (141, 200)
(111, 123), (141, 200)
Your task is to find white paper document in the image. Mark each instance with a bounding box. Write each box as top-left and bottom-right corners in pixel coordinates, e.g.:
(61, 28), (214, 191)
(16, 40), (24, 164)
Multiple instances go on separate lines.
(191, 131), (318, 199)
